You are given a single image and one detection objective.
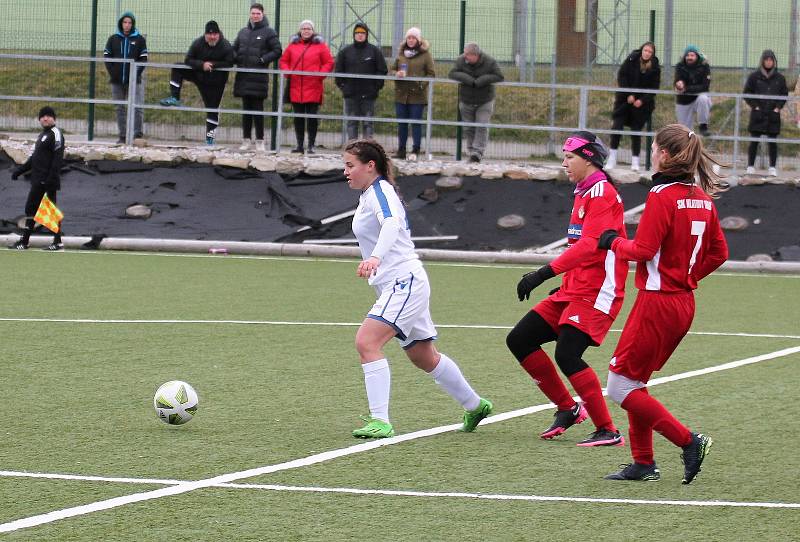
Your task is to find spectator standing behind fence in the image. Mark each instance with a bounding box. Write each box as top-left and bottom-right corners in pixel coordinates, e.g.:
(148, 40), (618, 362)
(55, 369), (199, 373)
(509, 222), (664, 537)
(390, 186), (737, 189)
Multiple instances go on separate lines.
(743, 50), (788, 177)
(103, 12), (148, 143)
(448, 42), (504, 163)
(233, 3), (282, 152)
(335, 22), (388, 141)
(606, 42), (660, 172)
(279, 20), (334, 154)
(674, 45), (712, 137)
(392, 27), (435, 161)
(159, 21), (234, 146)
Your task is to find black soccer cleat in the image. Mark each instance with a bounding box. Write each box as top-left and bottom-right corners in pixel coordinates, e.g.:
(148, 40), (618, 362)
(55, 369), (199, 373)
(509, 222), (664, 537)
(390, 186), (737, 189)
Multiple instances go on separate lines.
(8, 240), (28, 250)
(681, 432), (713, 484)
(540, 403), (588, 439)
(605, 462), (661, 481)
(43, 243), (64, 251)
(577, 428), (625, 447)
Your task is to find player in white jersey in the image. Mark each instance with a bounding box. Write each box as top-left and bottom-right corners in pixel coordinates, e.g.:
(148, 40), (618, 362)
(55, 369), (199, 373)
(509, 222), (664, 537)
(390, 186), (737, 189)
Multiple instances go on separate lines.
(343, 139), (492, 438)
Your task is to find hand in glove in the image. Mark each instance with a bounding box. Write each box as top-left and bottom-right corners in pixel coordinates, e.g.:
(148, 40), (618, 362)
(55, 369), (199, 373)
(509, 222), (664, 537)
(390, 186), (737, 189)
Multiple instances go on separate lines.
(597, 229), (620, 250)
(516, 264), (555, 301)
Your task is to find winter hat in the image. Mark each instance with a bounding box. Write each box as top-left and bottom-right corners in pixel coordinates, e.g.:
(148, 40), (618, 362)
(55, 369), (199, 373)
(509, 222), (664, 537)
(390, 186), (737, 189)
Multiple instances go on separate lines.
(205, 20), (220, 34)
(299, 19), (315, 32)
(405, 27), (422, 41)
(683, 44), (703, 61)
(761, 49), (777, 65)
(38, 106), (56, 119)
(563, 131), (608, 169)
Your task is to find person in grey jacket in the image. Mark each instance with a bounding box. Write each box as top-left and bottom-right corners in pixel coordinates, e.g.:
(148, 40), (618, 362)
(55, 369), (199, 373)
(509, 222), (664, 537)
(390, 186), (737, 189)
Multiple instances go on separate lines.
(448, 43), (504, 162)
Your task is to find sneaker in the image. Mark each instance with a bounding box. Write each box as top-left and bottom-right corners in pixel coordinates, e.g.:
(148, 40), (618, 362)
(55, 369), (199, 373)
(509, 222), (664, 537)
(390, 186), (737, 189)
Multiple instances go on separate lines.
(307, 145), (316, 155)
(8, 240), (27, 250)
(461, 398), (493, 432)
(630, 156), (640, 172)
(540, 403), (588, 439)
(604, 462), (661, 481)
(681, 432), (712, 484)
(205, 131), (215, 146)
(291, 146), (304, 154)
(393, 149), (406, 159)
(468, 153), (481, 163)
(159, 96), (182, 107)
(43, 243), (64, 251)
(134, 132), (144, 139)
(117, 137), (126, 144)
(746, 166), (755, 174)
(768, 166), (777, 177)
(699, 125), (711, 137)
(352, 416), (394, 439)
(407, 152), (418, 162)
(255, 139), (266, 152)
(605, 152), (617, 170)
(577, 428), (625, 447)
(239, 139), (253, 151)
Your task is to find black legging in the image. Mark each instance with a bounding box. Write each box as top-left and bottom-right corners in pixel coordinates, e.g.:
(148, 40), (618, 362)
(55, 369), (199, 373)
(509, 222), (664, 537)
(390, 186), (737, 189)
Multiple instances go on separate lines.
(609, 115), (645, 156)
(505, 310), (592, 377)
(292, 102), (320, 148)
(747, 131), (778, 167)
(22, 182), (61, 244)
(242, 97), (265, 140)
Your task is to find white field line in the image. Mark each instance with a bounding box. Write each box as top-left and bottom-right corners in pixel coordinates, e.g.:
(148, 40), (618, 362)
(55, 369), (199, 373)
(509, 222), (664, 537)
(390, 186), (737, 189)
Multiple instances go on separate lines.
(0, 316), (798, 340)
(1, 345), (798, 533)
(1, 471), (797, 510)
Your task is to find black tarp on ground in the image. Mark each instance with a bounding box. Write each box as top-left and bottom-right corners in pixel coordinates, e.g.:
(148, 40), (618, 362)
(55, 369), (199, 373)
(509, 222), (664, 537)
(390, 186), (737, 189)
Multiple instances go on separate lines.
(0, 156), (798, 260)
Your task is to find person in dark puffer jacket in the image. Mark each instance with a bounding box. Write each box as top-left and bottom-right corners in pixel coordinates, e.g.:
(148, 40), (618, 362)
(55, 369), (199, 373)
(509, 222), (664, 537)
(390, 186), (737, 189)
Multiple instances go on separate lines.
(674, 44), (712, 136)
(103, 12), (148, 142)
(233, 3), (282, 151)
(743, 49), (788, 176)
(335, 22), (388, 141)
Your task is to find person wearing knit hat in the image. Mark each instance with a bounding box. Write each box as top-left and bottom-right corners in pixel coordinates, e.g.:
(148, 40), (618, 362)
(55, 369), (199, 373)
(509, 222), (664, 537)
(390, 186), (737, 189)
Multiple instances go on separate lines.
(335, 21), (388, 140)
(743, 49), (789, 176)
(9, 106), (66, 250)
(392, 27), (435, 160)
(674, 44), (712, 136)
(159, 20), (234, 145)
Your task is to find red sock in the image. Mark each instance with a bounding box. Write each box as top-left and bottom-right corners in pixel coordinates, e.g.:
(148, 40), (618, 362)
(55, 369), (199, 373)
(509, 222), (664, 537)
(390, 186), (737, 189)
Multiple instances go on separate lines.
(520, 350), (575, 410)
(621, 388), (692, 448)
(627, 407), (655, 465)
(568, 367), (616, 432)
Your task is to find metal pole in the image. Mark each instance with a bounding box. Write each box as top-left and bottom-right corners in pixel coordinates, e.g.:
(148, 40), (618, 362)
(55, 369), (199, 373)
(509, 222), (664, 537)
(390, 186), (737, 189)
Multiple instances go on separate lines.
(125, 60), (136, 144)
(663, 0), (673, 82)
(516, 0), (529, 82)
(276, 75), (286, 151)
(790, 0), (798, 72)
(733, 96), (741, 175)
(115, 0), (121, 21)
(392, 0), (405, 59)
(425, 82), (434, 160)
(270, 0), (281, 151)
(455, 0), (465, 160)
(645, 9), (655, 171)
(529, 0), (537, 81)
(88, 0), (98, 141)
(585, 0), (596, 80)
(578, 87), (588, 129)
(548, 52), (556, 155)
(742, 0), (750, 84)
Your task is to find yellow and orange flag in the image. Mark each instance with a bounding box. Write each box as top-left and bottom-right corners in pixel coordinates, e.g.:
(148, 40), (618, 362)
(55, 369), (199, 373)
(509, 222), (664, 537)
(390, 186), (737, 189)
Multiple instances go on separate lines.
(33, 194), (64, 233)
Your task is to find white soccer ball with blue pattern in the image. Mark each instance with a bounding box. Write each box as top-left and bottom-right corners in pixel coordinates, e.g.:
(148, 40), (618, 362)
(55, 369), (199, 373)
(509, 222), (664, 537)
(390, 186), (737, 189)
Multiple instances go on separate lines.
(154, 380), (199, 425)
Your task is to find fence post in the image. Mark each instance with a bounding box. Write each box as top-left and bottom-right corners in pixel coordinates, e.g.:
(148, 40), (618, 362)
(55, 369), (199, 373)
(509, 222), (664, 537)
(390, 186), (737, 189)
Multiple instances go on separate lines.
(276, 75), (286, 152)
(578, 87), (588, 129)
(88, 0), (99, 141)
(548, 52), (557, 155)
(425, 81), (434, 160)
(733, 95), (741, 175)
(125, 60), (136, 145)
(645, 9), (656, 171)
(270, 0), (282, 152)
(455, 0), (465, 161)
(742, 0), (750, 84)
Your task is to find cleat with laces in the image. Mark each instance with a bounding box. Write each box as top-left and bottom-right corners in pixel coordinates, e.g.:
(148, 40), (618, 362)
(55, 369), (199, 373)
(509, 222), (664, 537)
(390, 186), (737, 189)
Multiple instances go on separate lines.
(9, 240), (28, 250)
(43, 243), (64, 251)
(681, 432), (712, 484)
(159, 96), (182, 107)
(461, 398), (493, 432)
(352, 416), (394, 439)
(577, 428), (625, 447)
(605, 462), (661, 481)
(540, 403), (588, 439)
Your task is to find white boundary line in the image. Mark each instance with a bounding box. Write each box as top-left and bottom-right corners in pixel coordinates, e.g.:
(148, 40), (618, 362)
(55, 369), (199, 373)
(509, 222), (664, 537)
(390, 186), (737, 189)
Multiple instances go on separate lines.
(0, 317), (798, 340)
(1, 471), (797, 510)
(1, 345), (798, 533)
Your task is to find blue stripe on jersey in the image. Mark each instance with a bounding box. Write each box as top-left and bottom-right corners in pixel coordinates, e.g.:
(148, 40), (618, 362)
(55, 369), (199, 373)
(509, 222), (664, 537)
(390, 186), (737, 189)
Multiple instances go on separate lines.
(372, 180), (393, 219)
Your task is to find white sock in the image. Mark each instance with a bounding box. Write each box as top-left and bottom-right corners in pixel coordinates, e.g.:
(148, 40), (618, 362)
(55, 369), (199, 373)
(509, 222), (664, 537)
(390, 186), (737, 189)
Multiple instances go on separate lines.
(362, 358), (390, 423)
(428, 353), (480, 411)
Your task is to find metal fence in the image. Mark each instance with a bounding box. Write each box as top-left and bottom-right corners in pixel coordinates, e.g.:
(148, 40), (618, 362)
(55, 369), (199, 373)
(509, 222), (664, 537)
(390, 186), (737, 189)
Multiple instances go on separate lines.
(3, 52), (800, 175)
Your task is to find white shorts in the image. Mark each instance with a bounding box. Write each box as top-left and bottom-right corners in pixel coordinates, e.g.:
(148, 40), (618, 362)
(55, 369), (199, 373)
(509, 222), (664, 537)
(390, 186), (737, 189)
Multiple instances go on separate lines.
(368, 270), (438, 349)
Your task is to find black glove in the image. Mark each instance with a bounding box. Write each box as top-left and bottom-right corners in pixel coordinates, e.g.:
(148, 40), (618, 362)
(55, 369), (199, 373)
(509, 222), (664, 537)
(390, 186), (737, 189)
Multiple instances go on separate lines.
(517, 264), (555, 301)
(548, 286), (560, 296)
(11, 169), (21, 180)
(598, 229), (620, 250)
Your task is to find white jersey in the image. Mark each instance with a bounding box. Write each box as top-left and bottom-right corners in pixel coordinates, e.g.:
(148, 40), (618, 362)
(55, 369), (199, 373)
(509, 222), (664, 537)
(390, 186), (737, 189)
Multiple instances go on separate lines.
(352, 178), (422, 287)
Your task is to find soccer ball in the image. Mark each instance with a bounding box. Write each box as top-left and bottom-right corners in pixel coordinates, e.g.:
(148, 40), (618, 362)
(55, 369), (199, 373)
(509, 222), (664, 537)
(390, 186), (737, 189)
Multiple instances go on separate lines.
(154, 380), (199, 425)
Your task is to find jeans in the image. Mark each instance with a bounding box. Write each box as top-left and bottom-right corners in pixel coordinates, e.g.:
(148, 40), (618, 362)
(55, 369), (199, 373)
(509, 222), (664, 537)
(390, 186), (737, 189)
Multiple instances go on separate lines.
(396, 102), (425, 151)
(111, 81), (144, 139)
(459, 100), (494, 158)
(675, 93), (712, 128)
(344, 97), (377, 140)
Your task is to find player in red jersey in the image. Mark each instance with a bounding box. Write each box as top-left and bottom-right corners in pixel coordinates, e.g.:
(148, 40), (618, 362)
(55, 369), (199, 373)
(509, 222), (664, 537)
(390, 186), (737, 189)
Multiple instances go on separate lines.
(506, 131), (628, 447)
(598, 123), (728, 484)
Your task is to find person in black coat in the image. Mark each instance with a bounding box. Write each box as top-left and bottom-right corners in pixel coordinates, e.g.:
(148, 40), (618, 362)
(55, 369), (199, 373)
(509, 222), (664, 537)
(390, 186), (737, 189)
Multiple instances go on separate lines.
(159, 20), (234, 145)
(335, 22), (388, 140)
(103, 11), (148, 142)
(233, 3), (282, 151)
(674, 44), (712, 136)
(743, 49), (789, 176)
(607, 42), (660, 171)
(9, 107), (65, 251)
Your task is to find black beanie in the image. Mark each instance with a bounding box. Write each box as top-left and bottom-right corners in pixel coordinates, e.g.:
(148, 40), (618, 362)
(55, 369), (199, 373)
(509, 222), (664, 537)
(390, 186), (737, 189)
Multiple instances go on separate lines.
(205, 20), (220, 34)
(38, 106), (56, 119)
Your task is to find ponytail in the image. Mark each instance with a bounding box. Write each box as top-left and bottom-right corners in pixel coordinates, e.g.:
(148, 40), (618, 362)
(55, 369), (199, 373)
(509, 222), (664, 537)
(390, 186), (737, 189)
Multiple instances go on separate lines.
(654, 124), (726, 196)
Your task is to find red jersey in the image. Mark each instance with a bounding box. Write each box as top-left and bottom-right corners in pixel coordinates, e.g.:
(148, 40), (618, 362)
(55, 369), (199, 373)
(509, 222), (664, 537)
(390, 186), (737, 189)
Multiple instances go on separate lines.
(550, 174), (628, 318)
(610, 180), (728, 292)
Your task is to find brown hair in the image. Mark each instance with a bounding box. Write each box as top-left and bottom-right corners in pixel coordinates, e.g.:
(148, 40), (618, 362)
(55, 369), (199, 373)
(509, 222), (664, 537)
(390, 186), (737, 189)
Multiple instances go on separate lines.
(654, 123), (725, 196)
(250, 3), (264, 12)
(344, 139), (397, 188)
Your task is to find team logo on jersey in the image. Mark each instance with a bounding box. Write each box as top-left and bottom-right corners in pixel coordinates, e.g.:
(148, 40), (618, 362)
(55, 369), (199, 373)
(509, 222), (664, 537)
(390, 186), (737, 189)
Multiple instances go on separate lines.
(568, 314), (580, 324)
(567, 223), (582, 239)
(609, 356), (617, 366)
(578, 206), (585, 219)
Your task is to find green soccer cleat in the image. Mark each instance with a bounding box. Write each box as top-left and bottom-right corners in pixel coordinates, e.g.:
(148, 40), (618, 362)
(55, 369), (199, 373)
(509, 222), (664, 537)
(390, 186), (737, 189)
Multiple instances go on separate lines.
(352, 416), (395, 439)
(461, 398), (493, 432)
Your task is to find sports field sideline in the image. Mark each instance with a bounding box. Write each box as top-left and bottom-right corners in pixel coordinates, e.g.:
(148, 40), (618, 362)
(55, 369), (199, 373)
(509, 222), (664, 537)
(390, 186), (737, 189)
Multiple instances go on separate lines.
(0, 250), (798, 540)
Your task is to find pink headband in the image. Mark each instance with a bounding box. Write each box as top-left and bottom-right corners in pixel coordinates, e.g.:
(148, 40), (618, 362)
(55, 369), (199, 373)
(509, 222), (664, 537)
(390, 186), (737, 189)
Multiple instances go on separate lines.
(563, 136), (590, 153)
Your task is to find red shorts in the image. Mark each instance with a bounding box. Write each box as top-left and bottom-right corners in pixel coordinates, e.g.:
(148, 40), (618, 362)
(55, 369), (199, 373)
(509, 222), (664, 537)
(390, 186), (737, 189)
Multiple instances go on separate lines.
(609, 290), (695, 383)
(533, 296), (615, 346)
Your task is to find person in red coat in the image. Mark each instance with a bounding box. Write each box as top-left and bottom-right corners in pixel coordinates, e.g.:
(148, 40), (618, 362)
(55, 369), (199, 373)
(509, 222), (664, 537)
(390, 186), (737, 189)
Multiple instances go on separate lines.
(279, 20), (334, 154)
